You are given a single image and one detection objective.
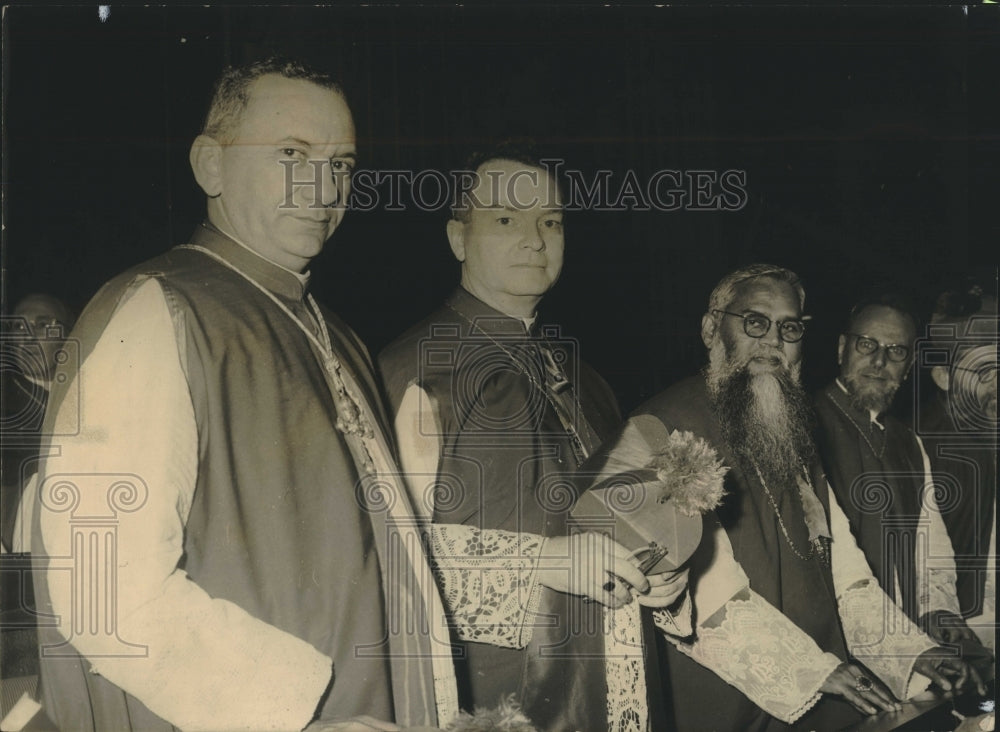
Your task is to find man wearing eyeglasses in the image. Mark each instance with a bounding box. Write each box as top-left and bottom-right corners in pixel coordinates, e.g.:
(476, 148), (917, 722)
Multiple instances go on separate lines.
(814, 294), (979, 650)
(919, 283), (997, 652)
(626, 265), (982, 731)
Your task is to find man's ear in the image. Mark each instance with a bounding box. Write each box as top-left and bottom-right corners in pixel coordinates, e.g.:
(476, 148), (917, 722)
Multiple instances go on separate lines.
(700, 313), (717, 349)
(837, 334), (846, 366)
(190, 135), (223, 198)
(446, 219), (466, 263)
(931, 365), (950, 392)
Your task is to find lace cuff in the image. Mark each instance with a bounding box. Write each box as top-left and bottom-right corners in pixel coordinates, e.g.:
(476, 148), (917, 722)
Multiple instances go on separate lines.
(428, 524), (545, 648)
(921, 570), (962, 620)
(837, 579), (937, 699)
(666, 592), (840, 724)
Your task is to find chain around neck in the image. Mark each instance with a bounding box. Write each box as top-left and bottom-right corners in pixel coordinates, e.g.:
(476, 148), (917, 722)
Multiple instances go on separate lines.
(444, 300), (590, 464)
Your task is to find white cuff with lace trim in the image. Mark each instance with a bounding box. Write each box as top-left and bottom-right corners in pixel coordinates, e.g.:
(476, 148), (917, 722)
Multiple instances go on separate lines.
(666, 592), (841, 724)
(428, 524), (546, 649)
(838, 579), (937, 699)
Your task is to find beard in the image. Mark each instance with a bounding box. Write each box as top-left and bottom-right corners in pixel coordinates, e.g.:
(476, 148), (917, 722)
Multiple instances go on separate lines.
(707, 341), (817, 488)
(842, 371), (900, 416)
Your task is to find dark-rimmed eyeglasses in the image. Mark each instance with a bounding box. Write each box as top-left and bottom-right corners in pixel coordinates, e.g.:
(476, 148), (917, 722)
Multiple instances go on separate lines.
(953, 364), (997, 385)
(713, 310), (806, 343)
(845, 333), (910, 363)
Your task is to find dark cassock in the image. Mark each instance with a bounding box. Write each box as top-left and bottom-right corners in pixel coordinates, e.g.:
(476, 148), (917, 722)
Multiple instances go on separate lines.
(815, 379), (963, 628)
(634, 374), (937, 732)
(814, 380), (926, 620)
(379, 286), (669, 732)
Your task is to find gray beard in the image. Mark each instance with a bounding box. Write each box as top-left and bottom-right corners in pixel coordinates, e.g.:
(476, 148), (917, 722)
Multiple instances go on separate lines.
(707, 342), (816, 488)
(842, 373), (899, 416)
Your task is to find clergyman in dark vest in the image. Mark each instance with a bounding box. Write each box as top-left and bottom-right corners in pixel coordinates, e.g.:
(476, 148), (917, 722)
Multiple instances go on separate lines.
(814, 293), (981, 652)
(30, 57), (458, 731)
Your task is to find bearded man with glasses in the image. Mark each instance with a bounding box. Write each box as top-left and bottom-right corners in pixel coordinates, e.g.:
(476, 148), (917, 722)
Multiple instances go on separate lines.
(814, 294), (985, 658)
(622, 265), (982, 731)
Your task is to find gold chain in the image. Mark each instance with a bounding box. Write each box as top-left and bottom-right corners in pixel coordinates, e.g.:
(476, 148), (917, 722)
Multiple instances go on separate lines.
(444, 302), (590, 464)
(752, 463), (816, 562)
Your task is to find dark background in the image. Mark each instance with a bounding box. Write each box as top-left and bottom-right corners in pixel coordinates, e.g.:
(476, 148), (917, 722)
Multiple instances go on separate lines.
(3, 4), (998, 414)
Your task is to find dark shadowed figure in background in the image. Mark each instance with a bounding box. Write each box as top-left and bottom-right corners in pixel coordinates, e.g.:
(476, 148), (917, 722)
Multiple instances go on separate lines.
(919, 281), (997, 655)
(1, 293), (74, 552)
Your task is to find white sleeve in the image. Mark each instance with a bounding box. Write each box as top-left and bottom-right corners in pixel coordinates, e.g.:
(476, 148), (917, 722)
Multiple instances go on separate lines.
(661, 518), (840, 724)
(37, 278), (331, 731)
(914, 435), (962, 620)
(394, 383), (444, 523)
(826, 482), (937, 699)
(393, 383), (544, 647)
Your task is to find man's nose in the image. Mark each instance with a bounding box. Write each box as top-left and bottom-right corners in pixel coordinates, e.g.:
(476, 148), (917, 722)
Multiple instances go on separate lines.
(522, 225), (546, 251)
(293, 160), (341, 209)
(760, 323), (783, 348)
(871, 347), (887, 368)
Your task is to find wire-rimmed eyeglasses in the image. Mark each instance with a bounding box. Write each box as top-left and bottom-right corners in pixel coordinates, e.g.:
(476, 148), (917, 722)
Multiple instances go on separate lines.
(713, 310), (807, 343)
(844, 333), (910, 363)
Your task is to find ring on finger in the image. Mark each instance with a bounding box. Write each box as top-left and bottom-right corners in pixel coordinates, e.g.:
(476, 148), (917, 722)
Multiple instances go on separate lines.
(855, 675), (874, 693)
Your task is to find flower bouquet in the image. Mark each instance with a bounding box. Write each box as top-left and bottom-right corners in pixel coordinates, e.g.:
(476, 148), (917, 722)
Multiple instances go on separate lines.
(571, 414), (728, 574)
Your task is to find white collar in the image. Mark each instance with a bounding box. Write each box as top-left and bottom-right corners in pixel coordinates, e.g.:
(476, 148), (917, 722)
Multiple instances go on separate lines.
(221, 230), (311, 288)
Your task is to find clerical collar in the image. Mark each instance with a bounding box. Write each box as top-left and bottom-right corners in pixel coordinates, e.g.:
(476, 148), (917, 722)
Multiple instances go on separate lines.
(835, 378), (884, 430)
(448, 287), (541, 336)
(191, 223), (310, 300)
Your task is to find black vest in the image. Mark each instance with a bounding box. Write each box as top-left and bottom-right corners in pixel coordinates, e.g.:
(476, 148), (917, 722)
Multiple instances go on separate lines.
(815, 381), (924, 622)
(638, 375), (858, 732)
(33, 226), (398, 729)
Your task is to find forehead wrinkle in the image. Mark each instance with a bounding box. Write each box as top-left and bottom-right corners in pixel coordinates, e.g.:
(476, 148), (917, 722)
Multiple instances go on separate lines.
(851, 307), (915, 344)
(730, 280), (801, 320)
(233, 80), (354, 147)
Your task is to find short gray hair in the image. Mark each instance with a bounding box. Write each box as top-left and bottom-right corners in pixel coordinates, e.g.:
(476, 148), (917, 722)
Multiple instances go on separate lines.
(707, 264), (806, 314)
(201, 56), (344, 143)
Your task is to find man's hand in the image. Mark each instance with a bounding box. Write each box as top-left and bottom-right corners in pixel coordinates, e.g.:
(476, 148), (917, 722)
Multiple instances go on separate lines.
(921, 610), (981, 646)
(537, 533), (650, 608)
(913, 647), (987, 697)
(819, 662), (901, 715)
(636, 568), (689, 608)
